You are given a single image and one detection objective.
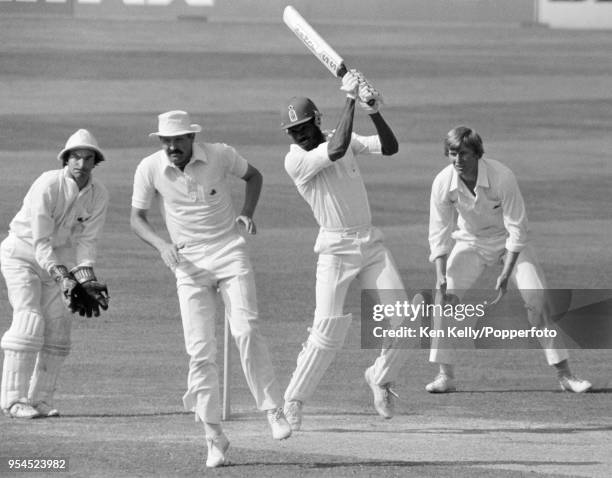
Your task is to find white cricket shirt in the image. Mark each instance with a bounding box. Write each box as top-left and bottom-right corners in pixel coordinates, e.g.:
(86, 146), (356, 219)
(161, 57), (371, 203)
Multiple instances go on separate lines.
(132, 143), (248, 245)
(284, 133), (382, 230)
(429, 158), (529, 262)
(8, 167), (109, 272)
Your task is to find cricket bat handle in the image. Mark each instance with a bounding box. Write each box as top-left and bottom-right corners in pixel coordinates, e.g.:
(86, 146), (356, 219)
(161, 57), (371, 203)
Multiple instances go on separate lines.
(337, 64), (376, 107)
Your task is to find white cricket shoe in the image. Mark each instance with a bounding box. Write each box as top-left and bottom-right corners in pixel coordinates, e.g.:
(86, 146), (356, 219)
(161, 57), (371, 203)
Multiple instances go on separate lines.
(205, 433), (230, 468)
(364, 366), (398, 419)
(283, 400), (303, 431)
(266, 408), (292, 440)
(4, 401), (41, 419)
(34, 402), (60, 418)
(559, 376), (592, 393)
(425, 374), (457, 393)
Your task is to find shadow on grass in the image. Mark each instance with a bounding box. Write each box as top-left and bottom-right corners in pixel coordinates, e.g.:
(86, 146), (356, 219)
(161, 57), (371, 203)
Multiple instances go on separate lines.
(434, 387), (611, 393)
(313, 425), (612, 435)
(63, 411), (193, 418)
(222, 459), (600, 469)
(587, 388), (612, 394)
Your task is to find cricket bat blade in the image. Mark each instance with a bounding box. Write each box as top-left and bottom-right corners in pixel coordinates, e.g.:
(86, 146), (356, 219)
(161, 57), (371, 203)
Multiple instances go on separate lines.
(283, 5), (347, 77)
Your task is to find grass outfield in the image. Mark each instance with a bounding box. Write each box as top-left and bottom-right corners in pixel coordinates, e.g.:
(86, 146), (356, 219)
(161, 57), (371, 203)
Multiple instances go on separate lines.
(0, 16), (611, 477)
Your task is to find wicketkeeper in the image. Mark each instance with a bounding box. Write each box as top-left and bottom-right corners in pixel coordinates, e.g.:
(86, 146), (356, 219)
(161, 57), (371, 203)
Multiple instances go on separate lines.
(281, 70), (413, 429)
(1, 129), (110, 419)
(426, 125), (591, 393)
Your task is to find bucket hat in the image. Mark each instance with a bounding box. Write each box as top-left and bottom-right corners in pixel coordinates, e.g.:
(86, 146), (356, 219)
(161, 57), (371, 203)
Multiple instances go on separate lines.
(149, 110), (202, 137)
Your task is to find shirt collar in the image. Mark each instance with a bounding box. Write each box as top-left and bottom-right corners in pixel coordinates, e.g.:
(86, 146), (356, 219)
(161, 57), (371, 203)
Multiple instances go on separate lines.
(449, 158), (490, 192)
(162, 143), (208, 171)
(476, 159), (490, 189)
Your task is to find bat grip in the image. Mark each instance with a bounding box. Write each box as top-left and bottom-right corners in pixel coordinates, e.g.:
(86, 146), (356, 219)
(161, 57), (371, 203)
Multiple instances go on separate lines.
(338, 65), (376, 107)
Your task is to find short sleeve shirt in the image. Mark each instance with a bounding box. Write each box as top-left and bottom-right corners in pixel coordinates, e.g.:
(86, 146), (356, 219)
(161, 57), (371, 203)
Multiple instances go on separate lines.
(132, 143), (248, 245)
(284, 133), (382, 230)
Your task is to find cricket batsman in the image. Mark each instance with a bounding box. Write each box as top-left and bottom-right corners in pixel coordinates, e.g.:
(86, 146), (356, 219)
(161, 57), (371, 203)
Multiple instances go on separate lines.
(426, 125), (591, 393)
(281, 70), (414, 429)
(1, 129), (110, 419)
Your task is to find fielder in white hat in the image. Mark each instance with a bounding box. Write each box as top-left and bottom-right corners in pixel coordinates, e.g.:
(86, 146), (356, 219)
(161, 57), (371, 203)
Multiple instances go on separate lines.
(0, 129), (110, 419)
(130, 110), (291, 468)
(57, 128), (106, 168)
(149, 110), (202, 138)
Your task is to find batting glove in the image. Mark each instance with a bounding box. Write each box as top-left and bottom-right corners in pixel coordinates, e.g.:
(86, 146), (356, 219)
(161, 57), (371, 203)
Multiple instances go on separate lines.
(340, 69), (359, 99)
(357, 80), (383, 114)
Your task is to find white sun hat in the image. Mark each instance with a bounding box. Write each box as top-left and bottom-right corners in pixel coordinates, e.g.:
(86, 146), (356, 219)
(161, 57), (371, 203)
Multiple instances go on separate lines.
(149, 110), (202, 137)
(57, 129), (105, 163)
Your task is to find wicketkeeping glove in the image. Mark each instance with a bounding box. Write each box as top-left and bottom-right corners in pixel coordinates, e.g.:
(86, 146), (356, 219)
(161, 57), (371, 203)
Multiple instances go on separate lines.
(49, 265), (83, 315)
(71, 266), (109, 317)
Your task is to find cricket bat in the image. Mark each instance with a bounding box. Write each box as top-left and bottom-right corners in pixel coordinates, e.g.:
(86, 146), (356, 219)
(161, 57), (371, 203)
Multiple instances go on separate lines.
(283, 5), (377, 106)
(283, 5), (349, 78)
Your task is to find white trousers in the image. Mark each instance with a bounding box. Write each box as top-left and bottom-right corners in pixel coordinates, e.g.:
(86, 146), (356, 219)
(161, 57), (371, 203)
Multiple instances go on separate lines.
(429, 241), (569, 365)
(175, 234), (282, 423)
(284, 227), (410, 402)
(0, 235), (71, 409)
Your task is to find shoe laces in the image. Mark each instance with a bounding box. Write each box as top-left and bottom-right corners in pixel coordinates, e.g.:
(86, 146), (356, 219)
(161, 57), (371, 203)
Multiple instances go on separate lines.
(383, 383), (399, 402)
(11, 401), (31, 412)
(286, 401), (302, 413)
(268, 408), (284, 422)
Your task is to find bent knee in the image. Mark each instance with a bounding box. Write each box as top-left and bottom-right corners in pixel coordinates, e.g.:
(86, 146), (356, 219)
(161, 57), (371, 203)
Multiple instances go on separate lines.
(307, 314), (353, 350)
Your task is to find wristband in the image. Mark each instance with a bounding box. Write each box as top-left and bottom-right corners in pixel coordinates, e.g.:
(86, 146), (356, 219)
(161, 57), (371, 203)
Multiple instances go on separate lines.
(49, 265), (70, 282)
(71, 266), (96, 284)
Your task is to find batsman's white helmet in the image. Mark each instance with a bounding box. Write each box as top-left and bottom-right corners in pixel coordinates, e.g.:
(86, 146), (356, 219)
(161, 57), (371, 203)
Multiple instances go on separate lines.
(280, 97), (321, 130)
